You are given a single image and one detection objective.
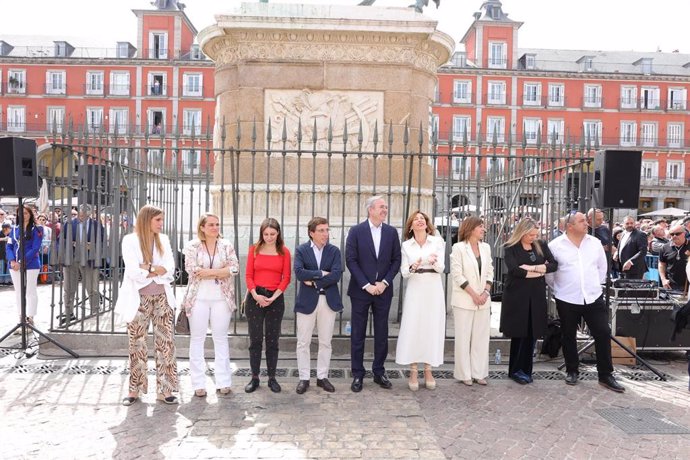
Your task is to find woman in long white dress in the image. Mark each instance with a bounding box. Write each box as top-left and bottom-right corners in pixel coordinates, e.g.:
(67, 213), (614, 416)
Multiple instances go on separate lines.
(395, 210), (446, 391)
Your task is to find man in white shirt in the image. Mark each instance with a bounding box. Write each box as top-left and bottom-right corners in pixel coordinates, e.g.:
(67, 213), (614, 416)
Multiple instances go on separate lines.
(546, 211), (625, 393)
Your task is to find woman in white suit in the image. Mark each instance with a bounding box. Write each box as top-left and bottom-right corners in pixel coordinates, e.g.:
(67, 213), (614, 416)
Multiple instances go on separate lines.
(115, 204), (178, 406)
(450, 216), (494, 386)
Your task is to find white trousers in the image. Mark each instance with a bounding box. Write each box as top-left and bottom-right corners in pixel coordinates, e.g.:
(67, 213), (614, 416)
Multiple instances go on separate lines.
(188, 299), (232, 390)
(453, 307), (490, 381)
(10, 268), (40, 319)
(296, 296), (337, 380)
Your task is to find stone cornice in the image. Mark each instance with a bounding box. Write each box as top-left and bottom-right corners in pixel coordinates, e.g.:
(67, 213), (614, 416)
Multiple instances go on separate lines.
(437, 67), (690, 83)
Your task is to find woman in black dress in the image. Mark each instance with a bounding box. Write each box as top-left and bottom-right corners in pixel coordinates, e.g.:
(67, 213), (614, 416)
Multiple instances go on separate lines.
(500, 218), (558, 384)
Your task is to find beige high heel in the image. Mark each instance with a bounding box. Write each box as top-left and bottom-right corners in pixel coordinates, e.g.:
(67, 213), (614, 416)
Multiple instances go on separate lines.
(424, 364), (436, 390)
(408, 364), (419, 391)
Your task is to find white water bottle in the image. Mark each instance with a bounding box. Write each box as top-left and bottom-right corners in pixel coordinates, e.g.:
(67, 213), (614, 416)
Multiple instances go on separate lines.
(494, 349), (502, 365)
(345, 321), (351, 335)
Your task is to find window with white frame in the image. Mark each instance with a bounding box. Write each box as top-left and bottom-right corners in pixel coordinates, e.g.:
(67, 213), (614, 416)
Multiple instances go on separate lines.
(641, 160), (658, 183)
(453, 80), (471, 104)
(546, 119), (564, 144)
(583, 84), (602, 107)
(668, 88), (687, 110)
(488, 42), (507, 68)
(640, 87), (660, 109)
(183, 73), (203, 97)
(641, 122), (657, 147)
(86, 107), (103, 132)
(548, 84), (564, 107)
(8, 70), (26, 94)
(486, 117), (505, 143)
(667, 160), (684, 184)
(620, 121), (637, 146)
(620, 86), (637, 109)
(86, 71), (104, 95)
(182, 149), (201, 175)
(183, 109), (202, 135)
(583, 120), (602, 145)
(525, 55), (536, 70)
(148, 73), (167, 96)
(147, 149), (164, 169)
(109, 71), (130, 96)
(431, 114), (439, 139)
(109, 108), (128, 134)
(46, 71), (66, 95)
(149, 109), (165, 134)
(487, 81), (506, 105)
(452, 116), (471, 142)
(486, 157), (505, 176)
(452, 156), (471, 180)
(523, 118), (542, 144)
(46, 107), (64, 133)
(149, 32), (168, 59)
(523, 82), (541, 106)
(7, 106), (25, 132)
(667, 123), (683, 148)
(523, 157), (539, 174)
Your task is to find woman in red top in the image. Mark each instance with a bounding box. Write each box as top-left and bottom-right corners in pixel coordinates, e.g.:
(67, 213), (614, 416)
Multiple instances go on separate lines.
(244, 218), (291, 393)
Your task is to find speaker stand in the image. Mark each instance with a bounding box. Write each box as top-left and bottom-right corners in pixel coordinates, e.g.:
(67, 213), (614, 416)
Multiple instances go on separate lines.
(0, 198), (78, 358)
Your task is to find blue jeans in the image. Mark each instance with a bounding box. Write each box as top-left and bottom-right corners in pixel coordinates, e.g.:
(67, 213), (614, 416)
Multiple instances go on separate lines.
(0, 260), (10, 284)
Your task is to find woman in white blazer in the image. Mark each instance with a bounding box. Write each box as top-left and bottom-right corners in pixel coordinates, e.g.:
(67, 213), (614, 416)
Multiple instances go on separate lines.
(115, 205), (178, 406)
(450, 216), (494, 386)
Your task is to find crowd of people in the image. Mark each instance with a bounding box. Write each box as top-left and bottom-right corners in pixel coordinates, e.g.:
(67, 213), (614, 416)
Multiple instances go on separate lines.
(6, 198), (690, 405)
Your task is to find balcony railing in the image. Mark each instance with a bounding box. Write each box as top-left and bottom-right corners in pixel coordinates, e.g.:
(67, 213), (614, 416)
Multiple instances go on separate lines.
(44, 84), (67, 96)
(147, 84), (169, 97)
(109, 84), (131, 96)
(640, 176), (689, 187)
(0, 121), (214, 138)
(181, 85), (203, 98)
(5, 82), (27, 94)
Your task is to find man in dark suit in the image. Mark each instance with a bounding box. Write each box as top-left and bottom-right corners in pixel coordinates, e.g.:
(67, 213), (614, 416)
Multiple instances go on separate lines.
(614, 215), (647, 279)
(293, 217), (343, 395)
(346, 196), (401, 392)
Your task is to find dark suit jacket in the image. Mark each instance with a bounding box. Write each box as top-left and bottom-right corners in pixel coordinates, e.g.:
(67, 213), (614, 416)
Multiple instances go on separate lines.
(345, 220), (401, 302)
(63, 217), (106, 266)
(619, 228), (648, 275)
(294, 241), (343, 314)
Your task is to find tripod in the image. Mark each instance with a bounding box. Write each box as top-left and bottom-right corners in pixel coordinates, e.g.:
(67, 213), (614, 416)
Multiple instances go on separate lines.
(557, 209), (665, 380)
(0, 197), (78, 358)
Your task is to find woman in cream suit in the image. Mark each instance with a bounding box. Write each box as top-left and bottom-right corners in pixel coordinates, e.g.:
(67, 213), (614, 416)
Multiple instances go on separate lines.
(450, 216), (494, 386)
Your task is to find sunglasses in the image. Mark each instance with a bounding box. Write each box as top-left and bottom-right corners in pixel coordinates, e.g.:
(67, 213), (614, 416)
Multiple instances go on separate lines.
(670, 232), (684, 236)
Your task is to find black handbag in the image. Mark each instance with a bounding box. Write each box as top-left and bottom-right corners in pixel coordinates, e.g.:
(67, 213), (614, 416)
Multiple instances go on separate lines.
(175, 310), (190, 334)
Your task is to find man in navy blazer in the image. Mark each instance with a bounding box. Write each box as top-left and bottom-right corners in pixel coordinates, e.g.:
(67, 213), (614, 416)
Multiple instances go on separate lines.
(346, 196), (401, 392)
(294, 217), (343, 394)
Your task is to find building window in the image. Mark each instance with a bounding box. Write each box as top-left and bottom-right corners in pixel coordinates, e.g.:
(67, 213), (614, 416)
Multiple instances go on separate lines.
(109, 108), (129, 134)
(620, 121), (637, 147)
(641, 161), (658, 185)
(452, 116), (471, 142)
(668, 123), (683, 148)
(640, 87), (660, 110)
(183, 73), (203, 97)
(523, 82), (541, 106)
(620, 86), (637, 109)
(583, 85), (602, 108)
(109, 71), (130, 96)
(46, 107), (64, 133)
(641, 122), (657, 147)
(149, 32), (168, 59)
(183, 109), (202, 136)
(486, 157), (505, 176)
(149, 110), (165, 134)
(46, 71), (66, 95)
(548, 84), (564, 107)
(147, 149), (164, 169)
(583, 120), (602, 145)
(452, 157), (470, 180)
(182, 149), (201, 175)
(86, 71), (104, 96)
(117, 43), (130, 59)
(148, 73), (167, 96)
(486, 117), (505, 143)
(546, 119), (564, 143)
(523, 118), (542, 145)
(7, 106), (25, 132)
(487, 81), (506, 105)
(488, 42), (506, 69)
(525, 55), (536, 70)
(451, 52), (466, 67)
(668, 88), (687, 110)
(453, 80), (471, 104)
(667, 161), (684, 185)
(8, 69), (26, 94)
(86, 107), (103, 132)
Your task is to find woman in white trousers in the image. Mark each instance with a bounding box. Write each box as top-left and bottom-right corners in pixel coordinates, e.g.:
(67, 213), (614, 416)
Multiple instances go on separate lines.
(181, 213), (239, 397)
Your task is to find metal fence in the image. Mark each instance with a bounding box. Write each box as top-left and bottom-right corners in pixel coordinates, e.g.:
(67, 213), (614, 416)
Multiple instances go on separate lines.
(39, 120), (595, 337)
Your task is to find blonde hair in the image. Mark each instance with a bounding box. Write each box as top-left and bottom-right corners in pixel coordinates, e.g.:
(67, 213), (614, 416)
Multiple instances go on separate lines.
(197, 212), (221, 241)
(504, 218), (543, 257)
(135, 205), (164, 264)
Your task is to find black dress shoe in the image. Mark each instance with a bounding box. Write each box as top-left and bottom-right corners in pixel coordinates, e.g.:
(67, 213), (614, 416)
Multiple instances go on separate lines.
(373, 374), (393, 389)
(244, 378), (260, 393)
(599, 375), (625, 393)
(267, 378), (281, 393)
(296, 380), (310, 394)
(351, 377), (363, 393)
(564, 372), (579, 386)
(317, 378), (335, 393)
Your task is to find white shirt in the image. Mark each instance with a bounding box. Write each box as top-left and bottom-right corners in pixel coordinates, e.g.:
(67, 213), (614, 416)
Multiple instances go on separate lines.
(368, 219), (382, 258)
(546, 233), (607, 305)
(618, 230), (631, 254)
(197, 249), (223, 301)
(311, 240), (324, 268)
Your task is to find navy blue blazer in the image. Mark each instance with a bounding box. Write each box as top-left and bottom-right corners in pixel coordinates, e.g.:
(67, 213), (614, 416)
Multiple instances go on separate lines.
(345, 220), (401, 301)
(294, 241), (343, 314)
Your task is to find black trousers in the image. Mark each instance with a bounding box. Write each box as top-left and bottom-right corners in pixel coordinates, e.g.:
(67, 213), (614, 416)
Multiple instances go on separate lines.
(245, 287), (285, 378)
(556, 296), (613, 377)
(508, 308), (535, 377)
(350, 295), (391, 379)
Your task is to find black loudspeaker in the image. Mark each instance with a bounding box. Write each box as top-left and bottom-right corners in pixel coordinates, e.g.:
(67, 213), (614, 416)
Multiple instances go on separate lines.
(592, 149), (642, 209)
(0, 137), (38, 197)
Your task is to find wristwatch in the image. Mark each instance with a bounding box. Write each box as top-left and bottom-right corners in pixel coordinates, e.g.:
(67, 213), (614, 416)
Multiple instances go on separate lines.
(149, 263), (155, 273)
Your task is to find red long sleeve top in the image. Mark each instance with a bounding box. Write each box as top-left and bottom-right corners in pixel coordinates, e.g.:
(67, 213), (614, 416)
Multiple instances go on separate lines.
(245, 245), (292, 292)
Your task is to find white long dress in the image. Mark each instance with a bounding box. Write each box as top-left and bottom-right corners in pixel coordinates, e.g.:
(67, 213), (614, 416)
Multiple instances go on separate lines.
(395, 235), (446, 366)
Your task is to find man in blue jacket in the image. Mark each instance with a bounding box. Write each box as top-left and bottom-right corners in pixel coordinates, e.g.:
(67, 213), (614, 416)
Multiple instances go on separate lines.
(293, 217), (343, 394)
